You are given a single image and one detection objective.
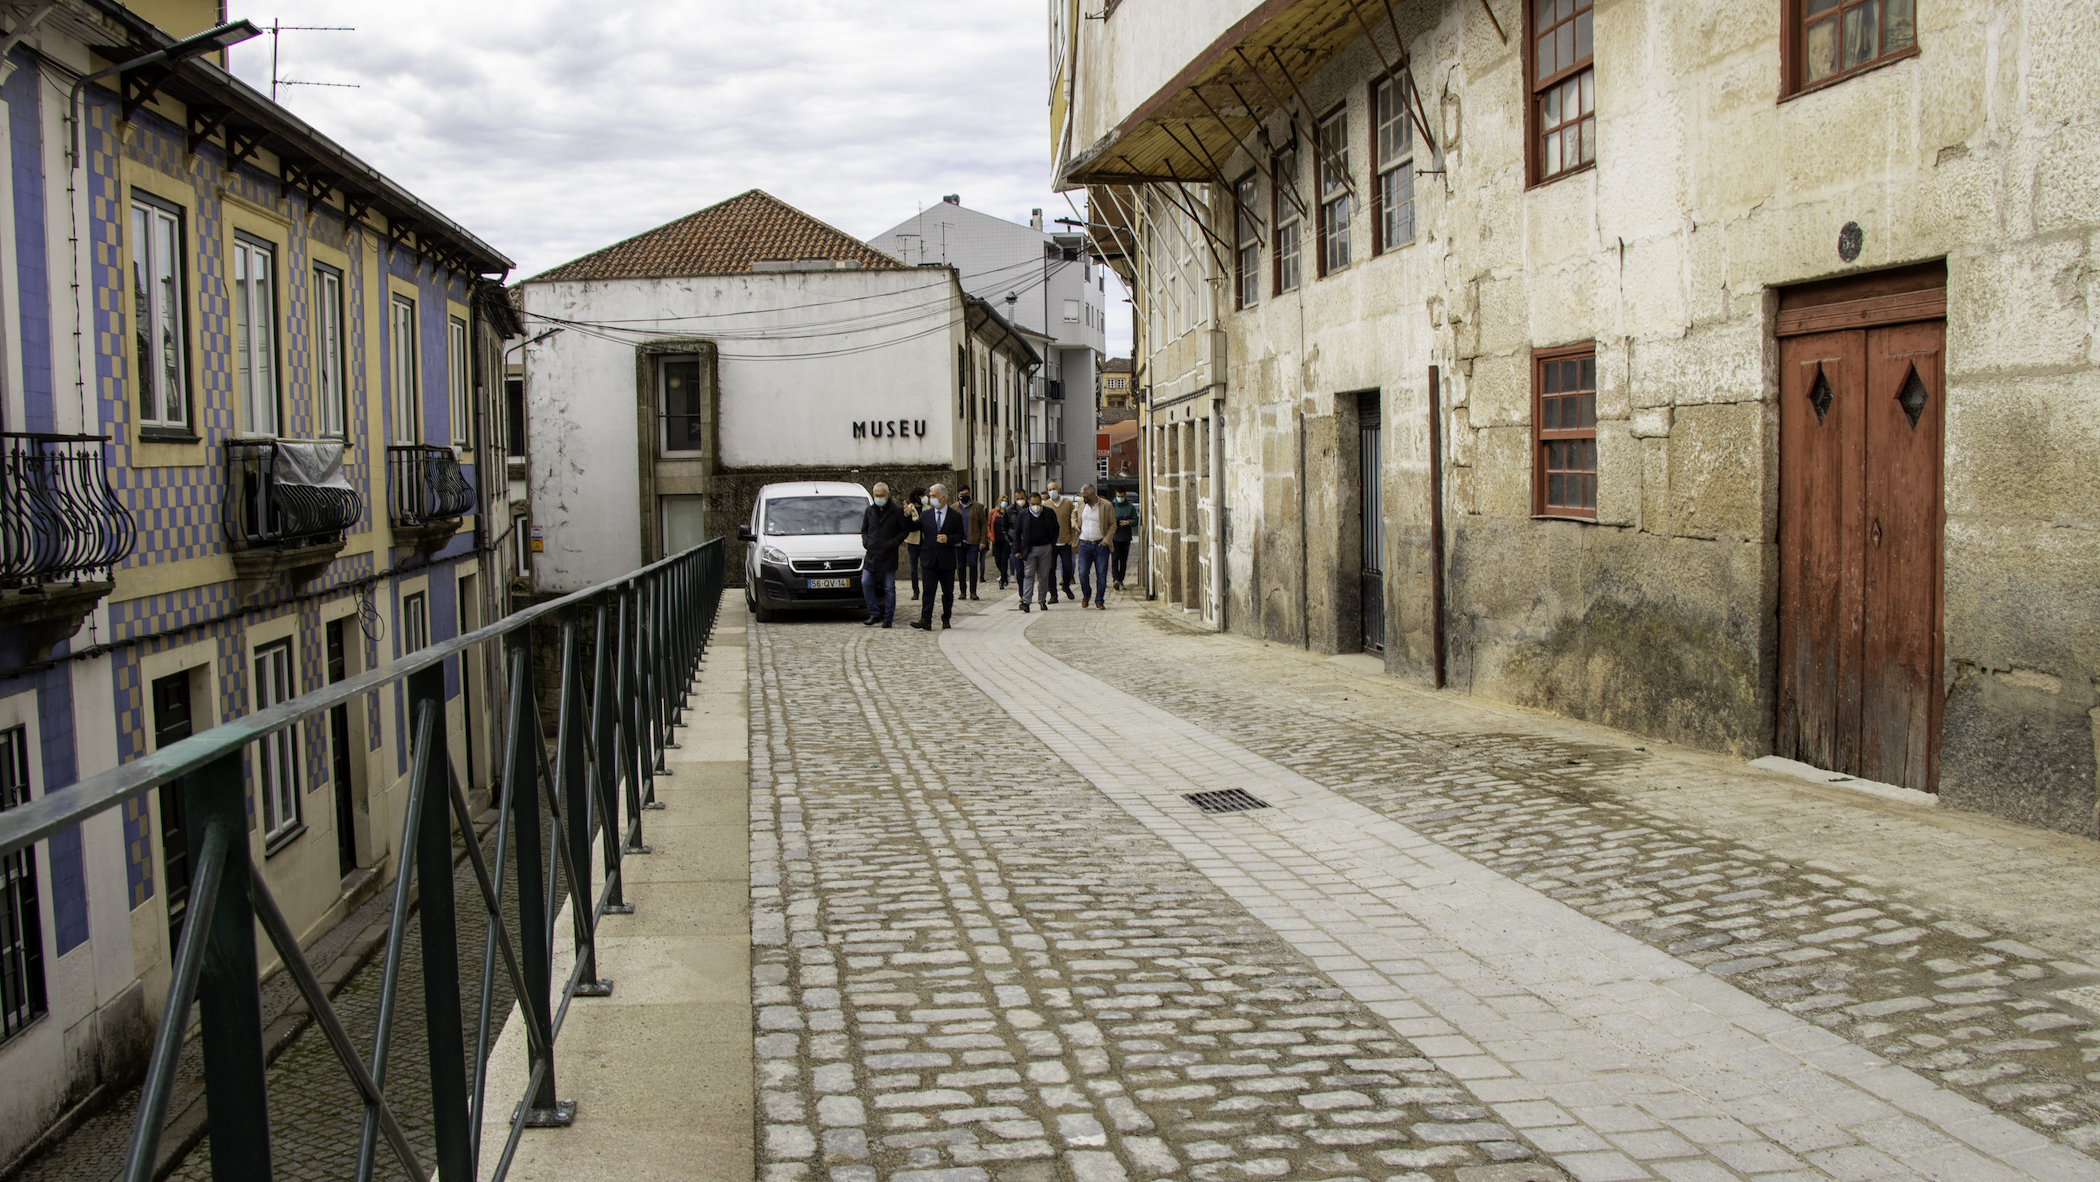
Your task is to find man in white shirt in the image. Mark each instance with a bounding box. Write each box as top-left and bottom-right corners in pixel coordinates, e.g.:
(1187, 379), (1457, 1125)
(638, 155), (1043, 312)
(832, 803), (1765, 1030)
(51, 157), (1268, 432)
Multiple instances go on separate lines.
(1071, 484), (1117, 609)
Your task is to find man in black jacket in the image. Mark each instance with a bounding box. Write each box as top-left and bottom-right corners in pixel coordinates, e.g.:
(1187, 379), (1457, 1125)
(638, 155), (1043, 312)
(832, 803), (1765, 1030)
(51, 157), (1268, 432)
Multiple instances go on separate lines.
(859, 483), (909, 627)
(1014, 491), (1060, 612)
(911, 484), (967, 630)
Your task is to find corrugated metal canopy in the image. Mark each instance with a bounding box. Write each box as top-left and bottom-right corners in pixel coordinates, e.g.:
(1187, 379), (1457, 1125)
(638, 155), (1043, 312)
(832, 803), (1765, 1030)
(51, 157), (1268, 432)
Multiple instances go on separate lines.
(1060, 0), (1436, 189)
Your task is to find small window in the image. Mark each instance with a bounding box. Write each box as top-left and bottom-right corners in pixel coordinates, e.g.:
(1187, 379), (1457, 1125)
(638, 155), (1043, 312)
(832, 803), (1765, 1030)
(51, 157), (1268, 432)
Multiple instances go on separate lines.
(661, 495), (706, 556)
(447, 317), (470, 448)
(232, 236), (278, 436)
(1317, 109), (1351, 275)
(313, 266), (346, 438)
(1234, 174), (1260, 310)
(1272, 147), (1302, 295)
(252, 640), (300, 846)
(505, 377), (526, 457)
(1063, 299), (1081, 322)
(130, 198), (189, 431)
(1373, 79), (1415, 253)
(402, 591), (429, 653)
(390, 295), (419, 444)
(1791, 0), (1917, 93)
(1534, 345), (1598, 518)
(1531, 0), (1596, 184)
(0, 725), (46, 1043)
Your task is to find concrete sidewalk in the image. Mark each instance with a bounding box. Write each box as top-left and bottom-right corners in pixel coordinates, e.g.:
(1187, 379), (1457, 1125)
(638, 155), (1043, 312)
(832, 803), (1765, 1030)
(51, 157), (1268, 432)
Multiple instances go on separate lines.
(477, 599), (752, 1181)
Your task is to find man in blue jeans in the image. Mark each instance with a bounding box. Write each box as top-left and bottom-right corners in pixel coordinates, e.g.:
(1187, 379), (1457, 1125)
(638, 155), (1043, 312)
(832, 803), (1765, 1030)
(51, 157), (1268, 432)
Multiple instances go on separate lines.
(857, 483), (909, 627)
(1071, 483), (1117, 609)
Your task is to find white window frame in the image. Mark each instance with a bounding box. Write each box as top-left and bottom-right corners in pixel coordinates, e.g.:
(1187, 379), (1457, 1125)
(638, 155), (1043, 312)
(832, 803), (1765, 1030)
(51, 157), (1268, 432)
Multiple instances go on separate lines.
(314, 266), (346, 438)
(403, 591), (429, 653)
(0, 721), (46, 1043)
(1375, 79), (1416, 253)
(1274, 148), (1302, 295)
(231, 235), (278, 436)
(447, 316), (470, 448)
(390, 295), (419, 444)
(253, 640), (300, 846)
(1318, 109), (1351, 276)
(130, 198), (188, 430)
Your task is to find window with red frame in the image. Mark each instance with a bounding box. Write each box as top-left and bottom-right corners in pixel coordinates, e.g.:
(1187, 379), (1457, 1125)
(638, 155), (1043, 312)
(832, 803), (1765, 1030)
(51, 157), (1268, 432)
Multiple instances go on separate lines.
(1535, 347), (1597, 517)
(1530, 0), (1594, 183)
(1791, 0), (1916, 93)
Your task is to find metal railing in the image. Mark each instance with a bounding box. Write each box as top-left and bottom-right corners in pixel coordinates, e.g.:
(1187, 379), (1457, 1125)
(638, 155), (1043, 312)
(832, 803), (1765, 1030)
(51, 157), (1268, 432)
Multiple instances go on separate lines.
(0, 538), (727, 1182)
(0, 432), (135, 586)
(223, 439), (363, 551)
(1029, 441), (1066, 465)
(386, 444), (476, 529)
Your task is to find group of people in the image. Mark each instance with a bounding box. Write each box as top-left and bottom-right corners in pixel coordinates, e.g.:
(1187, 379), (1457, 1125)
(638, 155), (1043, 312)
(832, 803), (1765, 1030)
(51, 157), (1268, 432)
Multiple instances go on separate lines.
(855, 481), (1140, 630)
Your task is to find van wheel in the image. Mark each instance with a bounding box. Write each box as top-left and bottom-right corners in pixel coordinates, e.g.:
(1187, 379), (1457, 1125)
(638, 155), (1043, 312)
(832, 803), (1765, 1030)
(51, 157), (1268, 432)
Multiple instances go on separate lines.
(750, 597), (774, 623)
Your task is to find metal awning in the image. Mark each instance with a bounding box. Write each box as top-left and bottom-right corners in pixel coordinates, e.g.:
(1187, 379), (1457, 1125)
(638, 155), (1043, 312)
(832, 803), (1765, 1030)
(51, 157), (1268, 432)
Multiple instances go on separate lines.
(1059, 0), (1441, 191)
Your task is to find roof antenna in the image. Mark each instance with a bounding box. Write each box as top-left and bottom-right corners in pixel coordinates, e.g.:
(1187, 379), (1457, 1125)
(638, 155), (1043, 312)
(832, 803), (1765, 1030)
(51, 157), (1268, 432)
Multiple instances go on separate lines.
(268, 18), (359, 104)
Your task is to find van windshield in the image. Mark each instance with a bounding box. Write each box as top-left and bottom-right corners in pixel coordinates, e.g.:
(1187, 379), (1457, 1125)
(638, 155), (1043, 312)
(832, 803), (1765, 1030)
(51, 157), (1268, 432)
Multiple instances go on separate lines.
(764, 496), (866, 537)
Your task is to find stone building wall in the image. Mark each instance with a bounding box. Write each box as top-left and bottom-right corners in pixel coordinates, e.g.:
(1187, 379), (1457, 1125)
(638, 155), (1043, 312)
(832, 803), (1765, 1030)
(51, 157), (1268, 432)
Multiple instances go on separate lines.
(1112, 0), (2100, 834)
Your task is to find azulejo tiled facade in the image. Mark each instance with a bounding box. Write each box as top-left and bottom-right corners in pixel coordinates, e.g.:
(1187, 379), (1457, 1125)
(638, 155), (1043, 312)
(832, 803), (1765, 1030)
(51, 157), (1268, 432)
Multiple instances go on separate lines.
(0, 4), (524, 1164)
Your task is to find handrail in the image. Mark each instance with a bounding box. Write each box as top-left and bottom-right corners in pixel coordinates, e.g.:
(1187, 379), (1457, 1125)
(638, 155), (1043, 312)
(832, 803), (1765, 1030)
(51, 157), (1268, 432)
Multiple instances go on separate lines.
(0, 537), (728, 1182)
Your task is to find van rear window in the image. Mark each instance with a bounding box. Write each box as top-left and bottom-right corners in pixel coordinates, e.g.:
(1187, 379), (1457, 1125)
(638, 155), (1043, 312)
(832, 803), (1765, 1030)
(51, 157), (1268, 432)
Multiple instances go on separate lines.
(764, 496), (866, 537)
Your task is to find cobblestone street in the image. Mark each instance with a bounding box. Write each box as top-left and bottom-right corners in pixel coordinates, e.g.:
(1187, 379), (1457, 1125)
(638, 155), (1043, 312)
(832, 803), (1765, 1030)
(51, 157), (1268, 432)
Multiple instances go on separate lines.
(750, 588), (2100, 1182)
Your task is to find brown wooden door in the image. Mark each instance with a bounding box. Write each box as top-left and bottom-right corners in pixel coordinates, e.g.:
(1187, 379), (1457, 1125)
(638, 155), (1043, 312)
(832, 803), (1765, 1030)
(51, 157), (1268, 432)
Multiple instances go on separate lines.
(1777, 320), (1945, 792)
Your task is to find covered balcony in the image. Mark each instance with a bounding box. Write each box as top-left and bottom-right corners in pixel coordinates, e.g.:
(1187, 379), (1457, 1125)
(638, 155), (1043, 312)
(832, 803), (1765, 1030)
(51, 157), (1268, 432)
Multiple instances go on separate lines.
(223, 439), (362, 604)
(387, 443), (475, 550)
(0, 432), (136, 658)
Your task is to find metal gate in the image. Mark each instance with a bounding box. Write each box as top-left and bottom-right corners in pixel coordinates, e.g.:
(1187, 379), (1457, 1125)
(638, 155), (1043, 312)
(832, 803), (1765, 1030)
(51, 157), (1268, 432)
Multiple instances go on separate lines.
(1359, 392), (1384, 654)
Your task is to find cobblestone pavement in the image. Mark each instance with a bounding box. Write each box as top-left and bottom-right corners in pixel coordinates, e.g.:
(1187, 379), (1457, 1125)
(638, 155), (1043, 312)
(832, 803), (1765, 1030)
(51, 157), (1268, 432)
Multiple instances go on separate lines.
(751, 590), (2100, 1182)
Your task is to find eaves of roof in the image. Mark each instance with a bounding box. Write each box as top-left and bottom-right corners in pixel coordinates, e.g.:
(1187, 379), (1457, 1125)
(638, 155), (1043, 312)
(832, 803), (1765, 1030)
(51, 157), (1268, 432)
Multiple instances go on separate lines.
(72, 0), (514, 275)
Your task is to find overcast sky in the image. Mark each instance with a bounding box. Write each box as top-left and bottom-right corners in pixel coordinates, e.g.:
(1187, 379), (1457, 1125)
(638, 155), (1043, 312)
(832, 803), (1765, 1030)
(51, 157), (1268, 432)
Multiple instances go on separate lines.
(225, 0), (1132, 358)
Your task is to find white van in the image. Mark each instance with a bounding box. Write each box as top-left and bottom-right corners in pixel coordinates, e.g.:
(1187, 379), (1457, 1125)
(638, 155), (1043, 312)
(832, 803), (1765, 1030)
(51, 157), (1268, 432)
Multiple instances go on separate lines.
(738, 482), (872, 622)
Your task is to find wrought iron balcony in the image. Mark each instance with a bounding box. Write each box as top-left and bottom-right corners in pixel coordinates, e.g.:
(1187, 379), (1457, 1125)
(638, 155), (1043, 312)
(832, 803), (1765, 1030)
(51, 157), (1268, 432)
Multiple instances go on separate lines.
(223, 439), (362, 552)
(0, 432), (135, 588)
(387, 444), (476, 531)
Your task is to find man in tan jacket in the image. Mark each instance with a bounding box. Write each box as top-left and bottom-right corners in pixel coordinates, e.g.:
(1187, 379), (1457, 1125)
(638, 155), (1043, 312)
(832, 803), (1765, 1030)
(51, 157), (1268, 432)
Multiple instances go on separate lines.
(1047, 481), (1077, 601)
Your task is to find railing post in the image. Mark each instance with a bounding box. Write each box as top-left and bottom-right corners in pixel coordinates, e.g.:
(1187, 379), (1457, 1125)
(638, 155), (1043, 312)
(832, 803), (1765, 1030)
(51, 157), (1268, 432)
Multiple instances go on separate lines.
(590, 594), (630, 914)
(503, 635), (572, 1127)
(557, 604), (610, 996)
(407, 673), (473, 1182)
(187, 751), (272, 1182)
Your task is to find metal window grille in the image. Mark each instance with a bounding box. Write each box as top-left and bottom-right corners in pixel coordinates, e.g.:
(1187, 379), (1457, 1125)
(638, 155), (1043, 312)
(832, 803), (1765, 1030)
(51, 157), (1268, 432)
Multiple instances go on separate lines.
(0, 726), (46, 1042)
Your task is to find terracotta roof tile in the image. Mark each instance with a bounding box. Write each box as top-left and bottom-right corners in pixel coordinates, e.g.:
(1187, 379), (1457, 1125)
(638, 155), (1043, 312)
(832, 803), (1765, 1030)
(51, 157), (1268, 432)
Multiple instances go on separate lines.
(527, 189), (904, 283)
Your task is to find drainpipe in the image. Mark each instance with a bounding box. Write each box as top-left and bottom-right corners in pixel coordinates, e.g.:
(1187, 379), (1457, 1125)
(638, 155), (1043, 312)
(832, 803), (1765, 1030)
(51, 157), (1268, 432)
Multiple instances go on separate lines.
(1427, 364), (1446, 688)
(1297, 408), (1309, 651)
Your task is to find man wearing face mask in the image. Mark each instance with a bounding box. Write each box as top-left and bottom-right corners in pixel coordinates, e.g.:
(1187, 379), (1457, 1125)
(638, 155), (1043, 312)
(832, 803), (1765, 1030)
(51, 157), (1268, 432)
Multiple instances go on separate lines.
(1072, 484), (1117, 610)
(1046, 482), (1076, 603)
(1015, 491), (1059, 612)
(959, 488), (987, 601)
(858, 482), (908, 627)
(909, 484), (965, 630)
(1111, 490), (1139, 590)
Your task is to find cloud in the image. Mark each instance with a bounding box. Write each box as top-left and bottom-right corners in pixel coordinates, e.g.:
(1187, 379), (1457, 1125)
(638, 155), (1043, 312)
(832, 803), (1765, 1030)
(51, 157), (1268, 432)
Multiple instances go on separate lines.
(233, 0), (1131, 357)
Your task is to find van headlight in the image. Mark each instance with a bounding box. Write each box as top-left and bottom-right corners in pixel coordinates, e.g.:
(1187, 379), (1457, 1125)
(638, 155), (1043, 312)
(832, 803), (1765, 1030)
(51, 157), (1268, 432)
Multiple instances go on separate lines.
(760, 545), (790, 565)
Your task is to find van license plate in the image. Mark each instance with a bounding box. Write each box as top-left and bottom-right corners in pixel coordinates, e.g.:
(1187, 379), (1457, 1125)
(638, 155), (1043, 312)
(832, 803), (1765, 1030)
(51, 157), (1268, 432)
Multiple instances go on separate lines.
(807, 578), (849, 590)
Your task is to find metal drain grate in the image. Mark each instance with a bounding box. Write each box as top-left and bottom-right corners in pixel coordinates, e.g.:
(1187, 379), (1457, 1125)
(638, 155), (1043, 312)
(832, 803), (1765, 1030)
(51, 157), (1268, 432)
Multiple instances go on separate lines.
(1184, 788), (1271, 815)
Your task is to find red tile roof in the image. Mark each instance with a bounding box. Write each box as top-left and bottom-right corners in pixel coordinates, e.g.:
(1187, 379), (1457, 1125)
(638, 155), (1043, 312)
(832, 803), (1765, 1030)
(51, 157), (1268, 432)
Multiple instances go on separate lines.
(527, 189), (905, 282)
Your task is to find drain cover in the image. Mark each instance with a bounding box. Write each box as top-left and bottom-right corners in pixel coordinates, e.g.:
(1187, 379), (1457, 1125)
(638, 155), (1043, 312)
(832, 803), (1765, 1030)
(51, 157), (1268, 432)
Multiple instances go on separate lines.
(1184, 788), (1270, 815)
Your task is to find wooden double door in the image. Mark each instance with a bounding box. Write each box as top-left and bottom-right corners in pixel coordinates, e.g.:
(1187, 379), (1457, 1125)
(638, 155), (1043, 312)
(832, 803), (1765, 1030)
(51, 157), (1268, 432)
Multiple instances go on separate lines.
(1776, 298), (1946, 793)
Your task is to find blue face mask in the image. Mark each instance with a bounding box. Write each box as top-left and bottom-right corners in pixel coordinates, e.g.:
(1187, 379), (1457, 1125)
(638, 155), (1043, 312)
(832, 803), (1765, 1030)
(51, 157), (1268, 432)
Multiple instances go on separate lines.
(873, 496), (887, 506)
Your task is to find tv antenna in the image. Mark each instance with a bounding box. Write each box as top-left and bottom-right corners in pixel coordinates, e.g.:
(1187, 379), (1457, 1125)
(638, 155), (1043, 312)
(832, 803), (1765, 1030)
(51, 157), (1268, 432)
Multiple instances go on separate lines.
(267, 19), (359, 104)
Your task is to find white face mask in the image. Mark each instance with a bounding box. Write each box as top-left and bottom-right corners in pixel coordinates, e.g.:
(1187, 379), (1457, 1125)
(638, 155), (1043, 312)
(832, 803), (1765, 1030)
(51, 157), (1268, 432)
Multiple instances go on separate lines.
(999, 500), (1009, 509)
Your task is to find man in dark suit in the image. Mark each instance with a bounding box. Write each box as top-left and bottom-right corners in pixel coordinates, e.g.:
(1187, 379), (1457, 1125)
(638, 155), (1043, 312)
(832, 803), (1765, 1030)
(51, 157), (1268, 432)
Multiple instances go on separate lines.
(910, 484), (965, 630)
(859, 482), (909, 627)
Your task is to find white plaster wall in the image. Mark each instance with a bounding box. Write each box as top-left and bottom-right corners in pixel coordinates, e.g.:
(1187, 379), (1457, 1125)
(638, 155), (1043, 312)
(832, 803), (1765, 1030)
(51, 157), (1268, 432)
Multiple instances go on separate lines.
(1067, 0), (1268, 156)
(873, 203), (1108, 355)
(519, 269), (967, 592)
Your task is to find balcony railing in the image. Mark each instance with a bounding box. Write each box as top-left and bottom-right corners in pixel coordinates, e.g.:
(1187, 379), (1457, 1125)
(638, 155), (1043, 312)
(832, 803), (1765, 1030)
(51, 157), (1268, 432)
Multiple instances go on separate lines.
(1029, 440), (1067, 465)
(0, 539), (727, 1182)
(223, 439), (362, 551)
(387, 444), (476, 529)
(0, 432), (135, 587)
